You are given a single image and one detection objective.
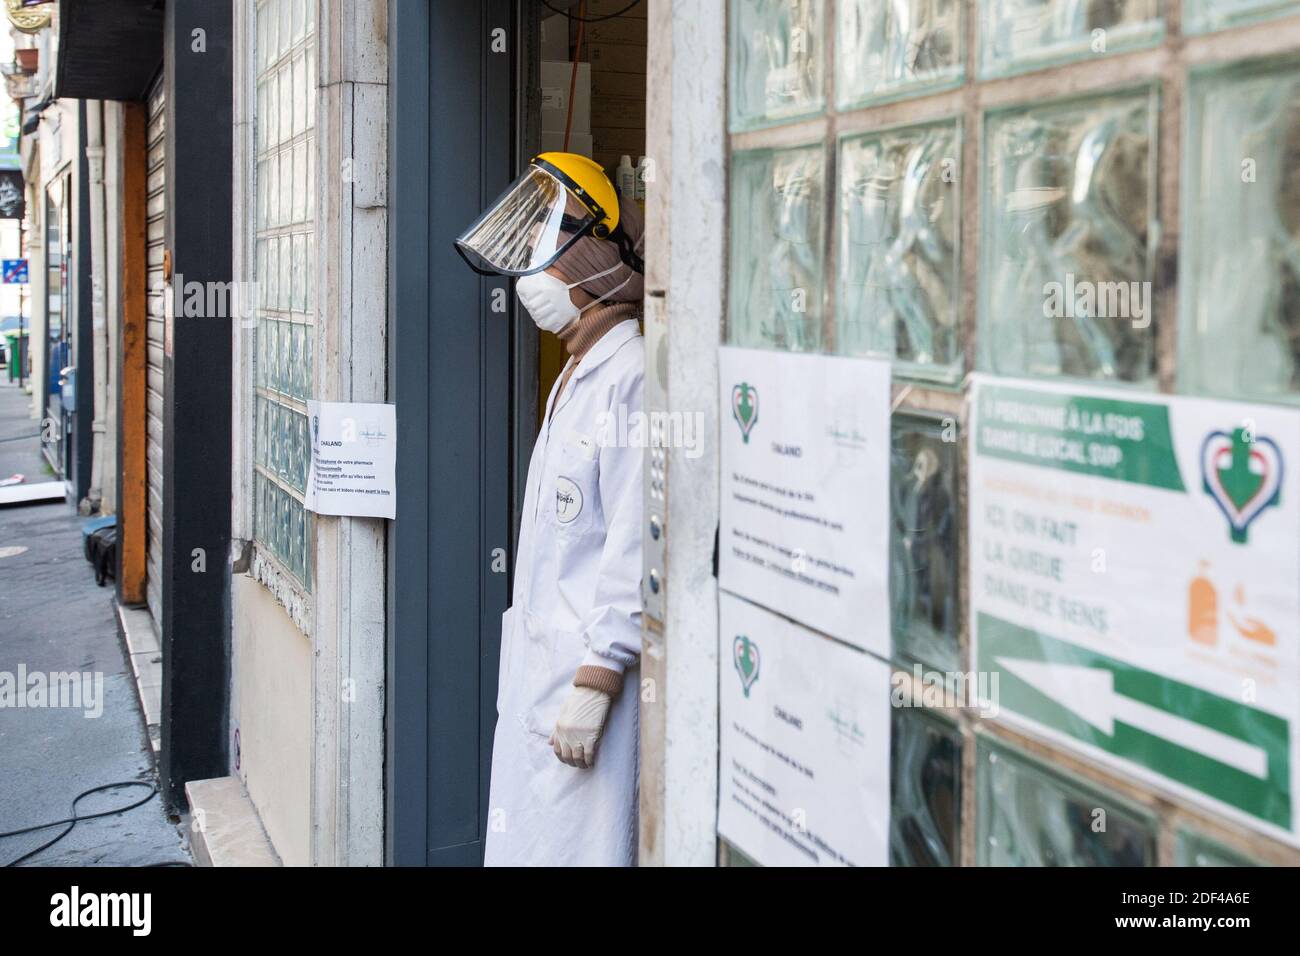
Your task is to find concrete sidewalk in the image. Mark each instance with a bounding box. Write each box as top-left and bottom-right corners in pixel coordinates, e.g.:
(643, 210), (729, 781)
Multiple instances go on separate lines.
(0, 380), (190, 866)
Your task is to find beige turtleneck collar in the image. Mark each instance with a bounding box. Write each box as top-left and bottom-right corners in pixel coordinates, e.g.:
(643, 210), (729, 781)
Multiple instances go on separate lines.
(558, 301), (640, 361)
(552, 301), (639, 402)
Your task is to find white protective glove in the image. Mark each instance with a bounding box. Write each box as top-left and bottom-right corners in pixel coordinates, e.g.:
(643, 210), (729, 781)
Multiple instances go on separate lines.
(549, 685), (613, 769)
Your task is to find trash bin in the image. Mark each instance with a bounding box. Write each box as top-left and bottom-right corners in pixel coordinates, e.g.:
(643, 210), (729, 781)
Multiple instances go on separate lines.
(3, 330), (28, 383)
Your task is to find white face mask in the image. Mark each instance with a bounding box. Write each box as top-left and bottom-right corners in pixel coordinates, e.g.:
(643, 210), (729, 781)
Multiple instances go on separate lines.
(516, 260), (635, 335)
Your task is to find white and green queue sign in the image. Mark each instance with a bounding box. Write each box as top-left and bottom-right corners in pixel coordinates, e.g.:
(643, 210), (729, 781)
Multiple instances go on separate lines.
(969, 376), (1300, 845)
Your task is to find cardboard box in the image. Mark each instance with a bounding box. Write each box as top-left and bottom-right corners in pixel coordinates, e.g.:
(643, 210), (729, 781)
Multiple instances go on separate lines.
(582, 16), (647, 45)
(542, 130), (594, 157)
(587, 41), (646, 74)
(540, 14), (569, 60)
(591, 94), (645, 130)
(591, 70), (645, 100)
(591, 126), (646, 156)
(541, 61), (591, 133)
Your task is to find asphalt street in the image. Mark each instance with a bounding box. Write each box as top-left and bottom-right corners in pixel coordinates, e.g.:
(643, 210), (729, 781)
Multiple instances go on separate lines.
(0, 379), (189, 866)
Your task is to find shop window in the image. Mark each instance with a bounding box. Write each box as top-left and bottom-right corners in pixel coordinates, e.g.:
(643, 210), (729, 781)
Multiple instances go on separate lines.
(1185, 0), (1300, 34)
(978, 88), (1157, 385)
(252, 0), (317, 586)
(890, 414), (959, 671)
(977, 740), (1156, 865)
(729, 0), (825, 131)
(1179, 58), (1300, 403)
(836, 0), (964, 109)
(1175, 830), (1261, 866)
(728, 144), (826, 352)
(837, 120), (962, 381)
(891, 708), (962, 865)
(978, 0), (1162, 79)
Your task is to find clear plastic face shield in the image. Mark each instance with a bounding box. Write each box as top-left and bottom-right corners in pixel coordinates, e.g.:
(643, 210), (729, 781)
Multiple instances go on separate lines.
(454, 164), (600, 277)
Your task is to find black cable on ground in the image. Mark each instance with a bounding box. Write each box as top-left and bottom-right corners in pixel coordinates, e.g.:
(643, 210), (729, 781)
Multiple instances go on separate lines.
(0, 780), (160, 866)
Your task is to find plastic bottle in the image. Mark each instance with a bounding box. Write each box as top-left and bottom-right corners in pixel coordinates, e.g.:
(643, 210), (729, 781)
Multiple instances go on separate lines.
(635, 155), (649, 209)
(616, 155), (636, 199)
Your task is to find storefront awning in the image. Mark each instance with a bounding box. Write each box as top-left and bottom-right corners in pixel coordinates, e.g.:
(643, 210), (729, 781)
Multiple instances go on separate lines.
(55, 0), (163, 101)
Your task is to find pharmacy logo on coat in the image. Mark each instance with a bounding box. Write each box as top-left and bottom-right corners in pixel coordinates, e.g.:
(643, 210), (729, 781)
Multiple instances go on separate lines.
(555, 476), (584, 524)
(733, 635), (760, 697)
(732, 382), (759, 444)
(1200, 426), (1283, 544)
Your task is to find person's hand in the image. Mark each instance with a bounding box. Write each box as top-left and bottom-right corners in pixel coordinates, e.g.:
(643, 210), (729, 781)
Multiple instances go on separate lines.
(549, 685), (613, 769)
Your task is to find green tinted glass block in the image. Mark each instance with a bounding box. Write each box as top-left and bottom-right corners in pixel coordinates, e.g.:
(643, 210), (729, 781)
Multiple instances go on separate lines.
(890, 415), (959, 671)
(265, 238), (279, 316)
(729, 0), (825, 131)
(891, 708), (962, 865)
(1185, 0), (1300, 33)
(728, 144), (826, 352)
(838, 120), (961, 380)
(719, 838), (762, 866)
(1179, 59), (1300, 403)
(254, 396), (267, 468)
(978, 0), (1162, 79)
(303, 509), (312, 581)
(977, 740), (1155, 865)
(980, 89), (1157, 384)
(278, 319), (292, 392)
(1175, 830), (1261, 866)
(836, 0), (964, 109)
(263, 318), (277, 390)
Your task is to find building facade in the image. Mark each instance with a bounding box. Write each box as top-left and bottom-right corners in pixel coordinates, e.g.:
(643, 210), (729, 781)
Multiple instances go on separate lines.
(644, 0), (1300, 867)
(10, 0), (1300, 867)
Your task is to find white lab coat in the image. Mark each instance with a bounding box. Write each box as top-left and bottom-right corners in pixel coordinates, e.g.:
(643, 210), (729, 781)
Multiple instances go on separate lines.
(485, 318), (644, 867)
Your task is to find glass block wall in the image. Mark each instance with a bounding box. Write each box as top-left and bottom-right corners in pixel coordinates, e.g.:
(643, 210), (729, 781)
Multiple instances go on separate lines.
(721, 0), (1299, 866)
(979, 89), (1157, 384)
(978, 0), (1163, 79)
(838, 120), (962, 381)
(1184, 0), (1300, 33)
(253, 0), (316, 587)
(727, 144), (827, 351)
(1180, 57), (1300, 401)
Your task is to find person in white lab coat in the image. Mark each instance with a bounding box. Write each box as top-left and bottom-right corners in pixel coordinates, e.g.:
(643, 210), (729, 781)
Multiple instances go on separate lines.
(454, 153), (646, 866)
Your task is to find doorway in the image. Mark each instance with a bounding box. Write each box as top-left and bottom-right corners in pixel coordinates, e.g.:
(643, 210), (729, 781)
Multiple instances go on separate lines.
(386, 0), (649, 867)
(42, 174), (71, 482)
(534, 1), (649, 414)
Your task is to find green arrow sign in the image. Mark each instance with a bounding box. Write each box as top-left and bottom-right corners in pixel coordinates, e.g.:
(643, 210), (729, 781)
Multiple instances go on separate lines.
(978, 613), (1291, 830)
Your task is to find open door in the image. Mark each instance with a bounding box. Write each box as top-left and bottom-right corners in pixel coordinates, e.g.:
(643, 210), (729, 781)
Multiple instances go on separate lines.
(387, 0), (649, 866)
(388, 0), (518, 867)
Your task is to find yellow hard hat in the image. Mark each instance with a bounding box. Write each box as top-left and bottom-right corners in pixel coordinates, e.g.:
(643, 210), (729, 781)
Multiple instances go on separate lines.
(455, 151), (640, 277)
(532, 152), (620, 237)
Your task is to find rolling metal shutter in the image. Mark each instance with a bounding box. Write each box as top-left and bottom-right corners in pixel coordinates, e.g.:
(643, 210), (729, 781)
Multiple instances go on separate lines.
(145, 78), (166, 628)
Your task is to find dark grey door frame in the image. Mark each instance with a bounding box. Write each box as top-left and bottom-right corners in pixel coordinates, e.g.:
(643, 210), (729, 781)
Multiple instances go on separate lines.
(387, 0), (539, 866)
(158, 0), (233, 811)
(73, 104), (93, 501)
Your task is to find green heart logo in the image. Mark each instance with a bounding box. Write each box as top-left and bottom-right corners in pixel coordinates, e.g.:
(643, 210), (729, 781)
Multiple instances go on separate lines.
(732, 382), (759, 444)
(1201, 427), (1283, 544)
(733, 635), (760, 697)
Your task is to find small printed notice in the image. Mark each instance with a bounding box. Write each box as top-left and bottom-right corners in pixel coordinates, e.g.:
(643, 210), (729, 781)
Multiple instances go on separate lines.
(718, 345), (891, 653)
(718, 592), (891, 867)
(304, 401), (396, 520)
